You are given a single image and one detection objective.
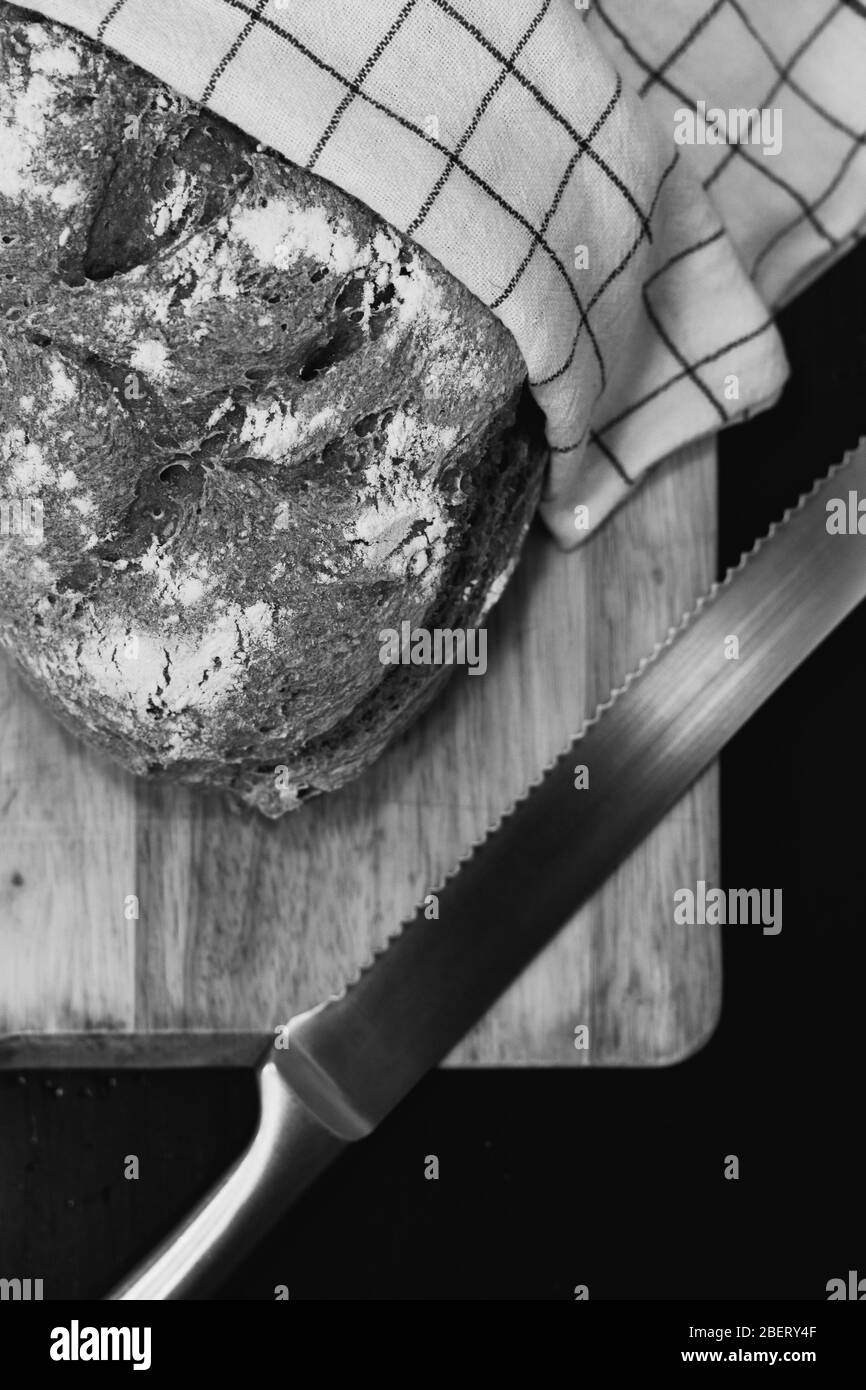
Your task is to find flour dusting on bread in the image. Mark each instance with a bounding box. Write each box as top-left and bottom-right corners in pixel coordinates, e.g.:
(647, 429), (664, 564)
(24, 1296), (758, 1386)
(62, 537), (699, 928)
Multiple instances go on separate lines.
(0, 4), (545, 815)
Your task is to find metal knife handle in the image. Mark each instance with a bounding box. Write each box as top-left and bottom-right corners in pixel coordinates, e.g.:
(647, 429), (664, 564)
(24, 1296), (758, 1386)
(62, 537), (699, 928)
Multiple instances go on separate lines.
(107, 1060), (347, 1300)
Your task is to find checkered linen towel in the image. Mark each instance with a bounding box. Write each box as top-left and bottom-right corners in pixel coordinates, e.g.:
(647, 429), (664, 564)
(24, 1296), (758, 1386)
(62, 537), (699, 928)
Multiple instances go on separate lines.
(22, 0), (866, 548)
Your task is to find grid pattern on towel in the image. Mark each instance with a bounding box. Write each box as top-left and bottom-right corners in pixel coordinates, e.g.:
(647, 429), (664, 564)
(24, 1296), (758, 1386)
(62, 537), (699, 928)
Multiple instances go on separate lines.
(21, 0), (866, 546)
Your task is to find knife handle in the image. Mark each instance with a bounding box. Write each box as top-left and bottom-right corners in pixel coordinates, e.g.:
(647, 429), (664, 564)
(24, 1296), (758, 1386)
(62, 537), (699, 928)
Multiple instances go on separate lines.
(107, 1059), (347, 1300)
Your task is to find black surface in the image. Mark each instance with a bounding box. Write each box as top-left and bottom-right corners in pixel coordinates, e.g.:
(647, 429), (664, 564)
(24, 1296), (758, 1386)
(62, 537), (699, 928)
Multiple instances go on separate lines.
(1, 241), (864, 1303)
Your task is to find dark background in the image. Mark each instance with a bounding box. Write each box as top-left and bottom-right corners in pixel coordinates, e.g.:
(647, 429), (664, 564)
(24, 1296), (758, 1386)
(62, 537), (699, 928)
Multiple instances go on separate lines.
(1, 239), (864, 1303)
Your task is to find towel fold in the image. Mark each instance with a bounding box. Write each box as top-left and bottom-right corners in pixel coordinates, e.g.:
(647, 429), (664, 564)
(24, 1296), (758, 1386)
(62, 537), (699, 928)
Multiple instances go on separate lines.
(22, 0), (866, 546)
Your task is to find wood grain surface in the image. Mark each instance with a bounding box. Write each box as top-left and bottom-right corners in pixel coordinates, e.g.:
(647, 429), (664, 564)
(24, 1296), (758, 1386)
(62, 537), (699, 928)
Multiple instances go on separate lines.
(0, 438), (721, 1067)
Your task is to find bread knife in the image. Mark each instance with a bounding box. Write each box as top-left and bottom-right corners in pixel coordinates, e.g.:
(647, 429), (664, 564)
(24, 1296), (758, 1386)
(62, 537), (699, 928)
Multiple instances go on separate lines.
(109, 440), (866, 1299)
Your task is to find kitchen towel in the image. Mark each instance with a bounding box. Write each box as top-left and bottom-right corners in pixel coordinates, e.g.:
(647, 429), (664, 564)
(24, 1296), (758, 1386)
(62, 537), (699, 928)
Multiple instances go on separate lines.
(19, 0), (866, 546)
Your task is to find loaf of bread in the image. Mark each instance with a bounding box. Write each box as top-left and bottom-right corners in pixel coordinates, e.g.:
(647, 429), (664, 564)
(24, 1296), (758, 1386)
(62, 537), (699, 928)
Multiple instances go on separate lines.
(0, 3), (546, 816)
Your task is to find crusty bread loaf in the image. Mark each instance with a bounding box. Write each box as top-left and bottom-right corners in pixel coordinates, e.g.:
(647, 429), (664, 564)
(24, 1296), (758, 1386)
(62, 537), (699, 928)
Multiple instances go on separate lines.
(0, 3), (546, 816)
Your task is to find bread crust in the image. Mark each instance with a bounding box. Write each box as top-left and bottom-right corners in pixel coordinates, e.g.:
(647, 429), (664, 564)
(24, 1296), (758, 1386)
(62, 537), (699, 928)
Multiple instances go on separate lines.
(0, 4), (546, 814)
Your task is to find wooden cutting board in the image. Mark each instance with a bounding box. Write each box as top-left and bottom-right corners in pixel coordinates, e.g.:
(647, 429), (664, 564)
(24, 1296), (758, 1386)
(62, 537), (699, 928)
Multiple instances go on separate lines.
(0, 438), (721, 1068)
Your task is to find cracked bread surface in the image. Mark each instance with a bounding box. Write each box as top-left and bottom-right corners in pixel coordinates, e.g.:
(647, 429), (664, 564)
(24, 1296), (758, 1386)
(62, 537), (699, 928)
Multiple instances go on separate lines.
(0, 3), (547, 816)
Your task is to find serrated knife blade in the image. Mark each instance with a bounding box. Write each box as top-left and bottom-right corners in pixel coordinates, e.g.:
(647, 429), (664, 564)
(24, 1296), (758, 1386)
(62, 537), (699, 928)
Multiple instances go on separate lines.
(111, 441), (866, 1299)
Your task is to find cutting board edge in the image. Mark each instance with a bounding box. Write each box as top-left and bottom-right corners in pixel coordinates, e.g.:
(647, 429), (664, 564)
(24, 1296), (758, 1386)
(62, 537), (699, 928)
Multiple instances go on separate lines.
(0, 991), (722, 1070)
(0, 1031), (266, 1068)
